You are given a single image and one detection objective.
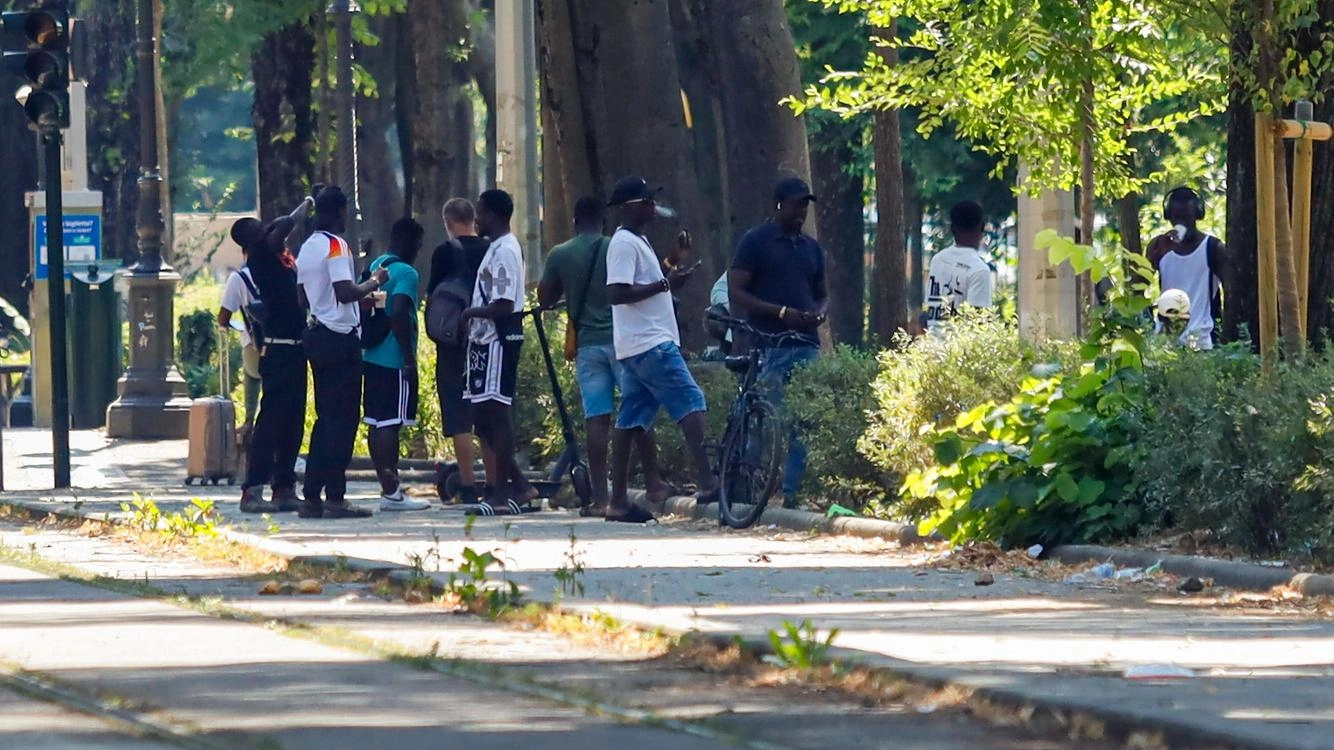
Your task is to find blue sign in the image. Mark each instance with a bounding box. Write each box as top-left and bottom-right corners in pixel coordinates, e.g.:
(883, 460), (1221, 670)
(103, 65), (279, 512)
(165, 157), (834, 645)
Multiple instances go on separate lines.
(34, 214), (101, 281)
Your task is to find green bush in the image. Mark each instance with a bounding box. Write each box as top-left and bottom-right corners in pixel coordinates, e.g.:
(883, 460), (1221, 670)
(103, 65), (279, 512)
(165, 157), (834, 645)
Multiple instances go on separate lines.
(176, 309), (242, 398)
(858, 311), (1070, 518)
(903, 233), (1154, 547)
(1133, 345), (1334, 561)
(787, 346), (886, 510)
(513, 310), (580, 470)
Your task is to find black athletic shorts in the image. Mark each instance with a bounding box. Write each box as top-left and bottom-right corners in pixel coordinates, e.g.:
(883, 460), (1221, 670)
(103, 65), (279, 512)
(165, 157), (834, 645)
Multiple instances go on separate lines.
(363, 362), (418, 428)
(436, 343), (471, 435)
(466, 336), (522, 406)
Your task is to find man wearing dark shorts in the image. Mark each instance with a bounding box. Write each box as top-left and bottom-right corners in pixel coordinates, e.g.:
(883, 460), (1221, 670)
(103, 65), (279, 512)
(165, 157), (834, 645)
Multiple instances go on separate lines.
(429, 198), (491, 503)
(461, 189), (528, 514)
(363, 218), (431, 511)
(605, 177), (719, 523)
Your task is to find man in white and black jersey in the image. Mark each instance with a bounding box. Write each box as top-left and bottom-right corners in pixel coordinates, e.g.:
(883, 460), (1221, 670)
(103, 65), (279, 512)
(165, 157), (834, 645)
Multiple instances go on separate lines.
(924, 201), (993, 334)
(1147, 187), (1228, 350)
(294, 186), (389, 519)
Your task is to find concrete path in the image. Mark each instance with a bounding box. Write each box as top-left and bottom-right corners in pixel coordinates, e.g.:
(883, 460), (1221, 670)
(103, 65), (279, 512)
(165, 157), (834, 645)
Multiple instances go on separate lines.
(0, 518), (1119, 749)
(5, 429), (1334, 749)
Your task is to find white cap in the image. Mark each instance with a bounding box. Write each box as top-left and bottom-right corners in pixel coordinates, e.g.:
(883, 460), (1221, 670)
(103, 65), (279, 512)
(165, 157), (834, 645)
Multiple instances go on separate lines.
(1156, 289), (1191, 320)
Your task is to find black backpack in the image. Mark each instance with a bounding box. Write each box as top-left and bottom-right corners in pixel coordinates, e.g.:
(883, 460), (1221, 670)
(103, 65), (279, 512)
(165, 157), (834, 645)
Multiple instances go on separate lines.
(359, 257), (405, 350)
(236, 268), (269, 344)
(424, 240), (473, 347)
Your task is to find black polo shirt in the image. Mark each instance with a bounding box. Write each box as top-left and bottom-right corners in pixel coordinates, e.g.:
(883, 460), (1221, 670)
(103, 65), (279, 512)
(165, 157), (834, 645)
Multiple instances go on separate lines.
(731, 220), (825, 342)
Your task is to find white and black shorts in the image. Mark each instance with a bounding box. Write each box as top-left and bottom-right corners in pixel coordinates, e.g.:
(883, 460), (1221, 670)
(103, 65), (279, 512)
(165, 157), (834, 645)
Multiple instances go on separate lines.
(363, 362), (418, 428)
(466, 337), (522, 406)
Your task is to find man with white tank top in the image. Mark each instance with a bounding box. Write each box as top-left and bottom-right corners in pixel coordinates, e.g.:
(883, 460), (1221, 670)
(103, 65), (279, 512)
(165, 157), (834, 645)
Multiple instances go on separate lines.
(1148, 187), (1228, 350)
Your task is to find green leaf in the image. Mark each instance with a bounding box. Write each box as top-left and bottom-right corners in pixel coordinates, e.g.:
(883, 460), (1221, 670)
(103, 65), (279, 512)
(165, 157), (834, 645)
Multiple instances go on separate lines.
(1077, 477), (1107, 504)
(934, 435), (964, 466)
(969, 482), (1008, 510)
(1054, 472), (1080, 502)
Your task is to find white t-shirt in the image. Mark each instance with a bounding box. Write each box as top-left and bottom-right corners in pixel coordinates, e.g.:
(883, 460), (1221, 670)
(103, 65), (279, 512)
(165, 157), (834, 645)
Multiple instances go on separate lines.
(925, 245), (993, 334)
(220, 267), (256, 348)
(606, 228), (678, 359)
(296, 230), (359, 334)
(470, 233), (526, 345)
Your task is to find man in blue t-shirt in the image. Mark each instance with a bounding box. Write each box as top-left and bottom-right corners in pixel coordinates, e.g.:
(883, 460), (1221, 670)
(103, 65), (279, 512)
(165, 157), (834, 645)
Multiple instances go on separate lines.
(728, 177), (828, 509)
(363, 218), (430, 511)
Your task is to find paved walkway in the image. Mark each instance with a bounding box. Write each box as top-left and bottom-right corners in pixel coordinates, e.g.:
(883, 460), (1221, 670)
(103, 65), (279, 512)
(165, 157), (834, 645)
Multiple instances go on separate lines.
(5, 429), (1334, 749)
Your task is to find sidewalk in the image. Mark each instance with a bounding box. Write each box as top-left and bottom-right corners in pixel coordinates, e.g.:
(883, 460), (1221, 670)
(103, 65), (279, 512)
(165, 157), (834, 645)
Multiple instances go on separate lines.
(6, 429), (1334, 749)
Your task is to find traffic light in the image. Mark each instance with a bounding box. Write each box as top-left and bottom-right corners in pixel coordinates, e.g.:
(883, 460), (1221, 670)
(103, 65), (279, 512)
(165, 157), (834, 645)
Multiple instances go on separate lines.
(2, 6), (69, 130)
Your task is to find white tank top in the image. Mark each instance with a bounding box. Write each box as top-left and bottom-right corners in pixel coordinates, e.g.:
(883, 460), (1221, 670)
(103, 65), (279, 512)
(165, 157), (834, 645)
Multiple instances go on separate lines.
(1158, 235), (1218, 350)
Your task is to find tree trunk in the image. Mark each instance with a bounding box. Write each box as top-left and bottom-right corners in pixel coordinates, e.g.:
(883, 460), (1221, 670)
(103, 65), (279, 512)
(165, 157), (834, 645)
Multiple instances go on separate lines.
(394, 10), (415, 216)
(1224, 11), (1259, 347)
(358, 12), (406, 247)
(871, 28), (908, 346)
(1272, 130), (1304, 348)
(904, 162), (923, 317)
(700, 0), (812, 250)
(541, 0), (715, 348)
(1116, 192), (1142, 257)
(1077, 77), (1097, 326)
(80, 0), (140, 268)
(408, 0), (474, 253)
(467, 0), (498, 190)
(669, 0), (730, 275)
(810, 118), (865, 346)
(314, 8), (333, 185)
(251, 23), (316, 223)
(153, 0), (175, 260)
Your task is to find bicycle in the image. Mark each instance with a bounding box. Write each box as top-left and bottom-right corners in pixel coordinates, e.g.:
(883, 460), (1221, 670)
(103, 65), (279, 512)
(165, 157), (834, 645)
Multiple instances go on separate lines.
(708, 311), (809, 529)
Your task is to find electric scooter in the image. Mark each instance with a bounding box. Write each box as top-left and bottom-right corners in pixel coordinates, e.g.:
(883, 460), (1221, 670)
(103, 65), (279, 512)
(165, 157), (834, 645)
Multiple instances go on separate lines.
(529, 306), (594, 509)
(433, 307), (593, 510)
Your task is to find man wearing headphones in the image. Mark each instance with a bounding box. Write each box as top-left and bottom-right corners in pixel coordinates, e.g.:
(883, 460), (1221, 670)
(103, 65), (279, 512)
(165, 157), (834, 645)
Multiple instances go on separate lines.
(1147, 187), (1228, 350)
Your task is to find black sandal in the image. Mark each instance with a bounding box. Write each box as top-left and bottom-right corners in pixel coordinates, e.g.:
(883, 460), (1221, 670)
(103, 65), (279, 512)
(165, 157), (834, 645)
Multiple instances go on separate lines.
(605, 505), (657, 524)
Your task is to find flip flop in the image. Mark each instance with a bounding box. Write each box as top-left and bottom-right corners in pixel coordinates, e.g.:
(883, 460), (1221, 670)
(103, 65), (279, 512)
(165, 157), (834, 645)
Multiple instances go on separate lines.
(579, 504), (607, 518)
(605, 505), (657, 524)
(452, 499), (535, 516)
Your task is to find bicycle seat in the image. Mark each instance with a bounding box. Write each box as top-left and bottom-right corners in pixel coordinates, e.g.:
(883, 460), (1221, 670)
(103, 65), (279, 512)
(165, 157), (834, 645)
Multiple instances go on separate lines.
(723, 355), (750, 373)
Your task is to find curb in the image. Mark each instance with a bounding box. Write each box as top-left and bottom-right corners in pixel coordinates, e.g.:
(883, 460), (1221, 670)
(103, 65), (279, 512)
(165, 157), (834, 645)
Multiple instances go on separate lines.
(1049, 544), (1334, 595)
(640, 491), (933, 545)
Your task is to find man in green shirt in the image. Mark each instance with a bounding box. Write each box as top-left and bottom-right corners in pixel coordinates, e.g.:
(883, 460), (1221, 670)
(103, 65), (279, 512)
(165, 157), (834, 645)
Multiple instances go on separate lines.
(539, 196), (670, 513)
(363, 218), (430, 511)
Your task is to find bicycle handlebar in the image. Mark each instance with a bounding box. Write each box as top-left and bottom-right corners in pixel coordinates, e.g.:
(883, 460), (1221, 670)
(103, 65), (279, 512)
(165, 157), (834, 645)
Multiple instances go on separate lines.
(706, 310), (816, 346)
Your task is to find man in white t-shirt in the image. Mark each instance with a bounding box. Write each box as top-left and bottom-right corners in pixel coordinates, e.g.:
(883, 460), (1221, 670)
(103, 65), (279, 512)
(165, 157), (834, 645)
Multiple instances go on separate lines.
(294, 186), (388, 520)
(460, 189), (532, 515)
(924, 200), (994, 335)
(604, 176), (719, 523)
(218, 226), (262, 433)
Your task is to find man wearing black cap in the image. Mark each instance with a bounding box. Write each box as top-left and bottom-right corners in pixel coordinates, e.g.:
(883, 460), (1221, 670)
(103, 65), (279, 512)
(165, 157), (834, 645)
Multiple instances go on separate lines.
(727, 177), (828, 509)
(604, 177), (719, 523)
(294, 186), (389, 519)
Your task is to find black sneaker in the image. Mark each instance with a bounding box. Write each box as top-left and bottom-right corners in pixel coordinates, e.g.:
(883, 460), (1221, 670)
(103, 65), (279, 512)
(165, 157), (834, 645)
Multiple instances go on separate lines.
(296, 500), (324, 519)
(239, 486), (281, 514)
(322, 501), (373, 519)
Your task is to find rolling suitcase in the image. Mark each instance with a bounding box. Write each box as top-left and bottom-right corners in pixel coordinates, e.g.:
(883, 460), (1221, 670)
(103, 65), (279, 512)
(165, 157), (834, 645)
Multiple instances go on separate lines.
(185, 329), (238, 486)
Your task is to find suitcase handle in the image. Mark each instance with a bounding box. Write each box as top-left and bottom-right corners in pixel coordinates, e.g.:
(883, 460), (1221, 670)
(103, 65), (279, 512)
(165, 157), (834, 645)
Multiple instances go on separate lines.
(217, 324), (231, 397)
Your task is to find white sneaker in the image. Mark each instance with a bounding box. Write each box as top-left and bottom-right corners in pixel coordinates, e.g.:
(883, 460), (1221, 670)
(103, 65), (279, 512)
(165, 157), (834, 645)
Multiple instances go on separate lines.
(380, 491), (431, 511)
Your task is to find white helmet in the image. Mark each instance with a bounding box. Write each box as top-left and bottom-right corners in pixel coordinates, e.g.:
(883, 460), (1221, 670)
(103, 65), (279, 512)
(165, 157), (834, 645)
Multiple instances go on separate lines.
(1156, 289), (1191, 321)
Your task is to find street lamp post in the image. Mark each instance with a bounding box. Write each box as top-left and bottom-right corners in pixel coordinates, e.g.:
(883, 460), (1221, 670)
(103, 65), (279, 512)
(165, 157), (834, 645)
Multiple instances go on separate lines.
(105, 0), (191, 438)
(330, 0), (360, 254)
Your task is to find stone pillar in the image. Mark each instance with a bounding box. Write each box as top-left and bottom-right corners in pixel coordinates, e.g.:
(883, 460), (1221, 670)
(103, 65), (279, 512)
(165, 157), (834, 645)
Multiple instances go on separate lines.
(1016, 165), (1078, 341)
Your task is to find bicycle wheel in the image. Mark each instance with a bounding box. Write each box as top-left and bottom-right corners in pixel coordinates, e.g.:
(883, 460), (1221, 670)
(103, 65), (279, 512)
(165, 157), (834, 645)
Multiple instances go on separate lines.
(718, 397), (784, 529)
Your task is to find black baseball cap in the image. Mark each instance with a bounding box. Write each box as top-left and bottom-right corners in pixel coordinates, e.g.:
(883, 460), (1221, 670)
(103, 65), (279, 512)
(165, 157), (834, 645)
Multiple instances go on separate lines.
(774, 177), (817, 203)
(608, 176), (660, 206)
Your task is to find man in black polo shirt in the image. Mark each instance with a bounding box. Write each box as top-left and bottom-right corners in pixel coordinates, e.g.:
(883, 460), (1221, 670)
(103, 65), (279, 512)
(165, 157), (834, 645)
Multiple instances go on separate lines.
(727, 177), (827, 508)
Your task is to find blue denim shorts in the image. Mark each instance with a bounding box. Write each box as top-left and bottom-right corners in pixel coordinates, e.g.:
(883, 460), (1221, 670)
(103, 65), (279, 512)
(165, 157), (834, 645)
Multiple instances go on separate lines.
(616, 341), (707, 430)
(574, 343), (621, 418)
